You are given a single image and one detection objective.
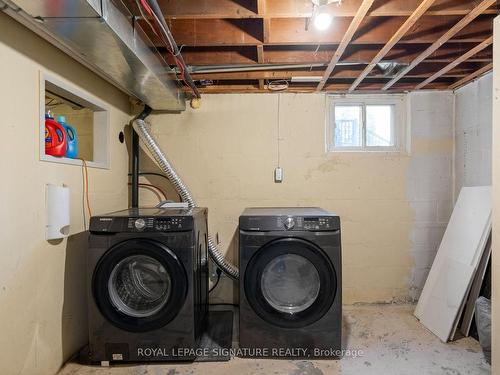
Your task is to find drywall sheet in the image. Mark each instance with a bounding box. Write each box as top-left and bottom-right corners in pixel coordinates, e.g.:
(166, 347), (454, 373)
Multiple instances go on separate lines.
(459, 234), (491, 337)
(414, 186), (491, 342)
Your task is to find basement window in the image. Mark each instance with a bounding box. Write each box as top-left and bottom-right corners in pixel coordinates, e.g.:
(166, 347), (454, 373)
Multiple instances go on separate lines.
(40, 72), (110, 169)
(327, 95), (406, 152)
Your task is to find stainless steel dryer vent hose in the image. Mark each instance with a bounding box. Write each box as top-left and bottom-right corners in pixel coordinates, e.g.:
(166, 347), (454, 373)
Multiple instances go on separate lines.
(132, 119), (239, 280)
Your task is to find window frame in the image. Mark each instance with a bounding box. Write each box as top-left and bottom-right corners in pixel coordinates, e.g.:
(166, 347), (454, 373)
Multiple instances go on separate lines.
(326, 94), (407, 153)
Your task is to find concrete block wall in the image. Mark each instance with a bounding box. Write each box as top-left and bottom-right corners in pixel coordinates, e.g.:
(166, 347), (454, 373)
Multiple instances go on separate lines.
(407, 92), (454, 300)
(140, 91), (455, 305)
(455, 73), (493, 195)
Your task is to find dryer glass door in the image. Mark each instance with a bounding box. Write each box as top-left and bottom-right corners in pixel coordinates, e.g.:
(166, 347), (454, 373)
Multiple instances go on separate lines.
(93, 239), (188, 332)
(261, 254), (321, 314)
(244, 238), (336, 328)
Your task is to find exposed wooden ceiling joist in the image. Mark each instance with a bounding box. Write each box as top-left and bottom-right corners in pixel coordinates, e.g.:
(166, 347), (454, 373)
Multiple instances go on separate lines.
(415, 36), (493, 89)
(160, 15), (493, 47)
(349, 0), (437, 92)
(382, 0), (496, 90)
(316, 0), (375, 91)
(448, 62), (493, 90)
(126, 0), (499, 19)
(126, 0), (496, 93)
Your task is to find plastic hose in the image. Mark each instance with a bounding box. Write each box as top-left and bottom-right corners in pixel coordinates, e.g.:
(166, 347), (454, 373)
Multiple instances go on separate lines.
(132, 118), (239, 280)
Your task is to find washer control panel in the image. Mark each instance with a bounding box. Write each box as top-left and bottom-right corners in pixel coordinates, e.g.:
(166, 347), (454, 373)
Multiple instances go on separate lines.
(89, 208), (204, 233)
(153, 217), (186, 231)
(91, 216), (193, 232)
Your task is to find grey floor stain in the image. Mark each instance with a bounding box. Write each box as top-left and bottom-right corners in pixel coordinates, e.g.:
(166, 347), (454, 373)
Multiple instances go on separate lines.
(290, 361), (324, 375)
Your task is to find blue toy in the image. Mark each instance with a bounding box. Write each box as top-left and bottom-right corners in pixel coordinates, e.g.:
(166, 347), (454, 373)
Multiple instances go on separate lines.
(57, 116), (78, 159)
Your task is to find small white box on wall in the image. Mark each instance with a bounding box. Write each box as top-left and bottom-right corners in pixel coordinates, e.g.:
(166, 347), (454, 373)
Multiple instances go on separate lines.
(46, 184), (70, 240)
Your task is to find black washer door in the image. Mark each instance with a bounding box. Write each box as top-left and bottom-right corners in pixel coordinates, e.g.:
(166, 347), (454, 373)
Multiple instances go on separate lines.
(93, 238), (188, 332)
(244, 238), (336, 328)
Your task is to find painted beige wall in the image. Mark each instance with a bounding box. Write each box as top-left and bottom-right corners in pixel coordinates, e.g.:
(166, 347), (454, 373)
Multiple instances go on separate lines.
(491, 15), (499, 375)
(0, 13), (131, 375)
(139, 92), (454, 305)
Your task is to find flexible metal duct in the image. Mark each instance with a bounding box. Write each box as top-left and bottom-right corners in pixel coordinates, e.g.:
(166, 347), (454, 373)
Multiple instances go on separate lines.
(133, 119), (239, 280)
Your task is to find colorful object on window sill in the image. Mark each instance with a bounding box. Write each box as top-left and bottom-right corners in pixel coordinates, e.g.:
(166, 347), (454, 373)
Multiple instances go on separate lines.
(57, 116), (78, 159)
(45, 114), (67, 157)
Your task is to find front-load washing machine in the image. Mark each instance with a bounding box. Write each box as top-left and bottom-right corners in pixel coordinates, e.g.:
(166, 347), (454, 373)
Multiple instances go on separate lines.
(239, 207), (342, 358)
(88, 208), (208, 364)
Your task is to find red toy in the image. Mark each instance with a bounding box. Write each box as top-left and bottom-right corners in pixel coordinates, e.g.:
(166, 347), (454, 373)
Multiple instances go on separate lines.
(45, 114), (67, 157)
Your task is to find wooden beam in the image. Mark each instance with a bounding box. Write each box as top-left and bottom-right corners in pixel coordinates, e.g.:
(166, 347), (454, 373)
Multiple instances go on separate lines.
(191, 70), (469, 81)
(165, 43), (493, 66)
(415, 37), (493, 89)
(349, 0), (437, 92)
(257, 45), (265, 89)
(316, 0), (375, 91)
(383, 0), (496, 90)
(192, 80), (451, 94)
(257, 0), (266, 15)
(147, 15), (493, 47)
(448, 62), (493, 90)
(263, 18), (270, 44)
(126, 0), (499, 19)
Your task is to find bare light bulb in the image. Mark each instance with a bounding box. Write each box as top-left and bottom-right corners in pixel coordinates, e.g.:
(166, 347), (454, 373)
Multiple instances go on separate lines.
(313, 12), (332, 31)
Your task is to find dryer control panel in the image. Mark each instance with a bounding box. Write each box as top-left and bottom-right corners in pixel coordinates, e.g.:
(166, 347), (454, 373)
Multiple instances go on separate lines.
(240, 208), (340, 232)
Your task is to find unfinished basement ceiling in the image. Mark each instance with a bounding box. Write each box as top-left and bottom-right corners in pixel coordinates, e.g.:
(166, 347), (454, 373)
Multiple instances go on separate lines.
(123, 0), (497, 94)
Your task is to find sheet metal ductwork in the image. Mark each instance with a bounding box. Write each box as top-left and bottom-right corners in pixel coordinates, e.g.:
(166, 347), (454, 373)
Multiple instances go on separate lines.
(133, 119), (240, 280)
(2, 0), (185, 111)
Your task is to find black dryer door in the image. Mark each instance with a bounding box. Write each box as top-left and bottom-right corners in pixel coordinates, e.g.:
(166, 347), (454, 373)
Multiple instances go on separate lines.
(93, 238), (188, 332)
(244, 237), (336, 328)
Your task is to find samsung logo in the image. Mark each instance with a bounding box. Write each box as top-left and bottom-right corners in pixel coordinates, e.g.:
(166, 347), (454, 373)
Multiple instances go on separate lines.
(99, 218), (113, 222)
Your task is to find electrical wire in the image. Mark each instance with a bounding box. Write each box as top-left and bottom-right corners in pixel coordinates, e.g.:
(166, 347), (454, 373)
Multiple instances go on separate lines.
(268, 79), (289, 91)
(136, 0), (199, 97)
(136, 0), (189, 86)
(80, 159), (91, 229)
(128, 171), (171, 181)
(128, 172), (182, 201)
(209, 303), (239, 307)
(209, 268), (222, 293)
(277, 93), (281, 167)
(127, 182), (168, 201)
(81, 160), (87, 230)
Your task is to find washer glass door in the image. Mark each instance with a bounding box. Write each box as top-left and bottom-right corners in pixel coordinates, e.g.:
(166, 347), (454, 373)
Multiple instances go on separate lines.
(108, 255), (172, 318)
(93, 239), (188, 332)
(244, 238), (336, 328)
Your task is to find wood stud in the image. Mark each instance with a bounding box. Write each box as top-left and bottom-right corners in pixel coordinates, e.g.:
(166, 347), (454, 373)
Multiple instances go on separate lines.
(130, 0), (497, 92)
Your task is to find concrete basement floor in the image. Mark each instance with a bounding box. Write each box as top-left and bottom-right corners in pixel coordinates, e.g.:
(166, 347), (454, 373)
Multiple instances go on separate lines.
(58, 305), (489, 375)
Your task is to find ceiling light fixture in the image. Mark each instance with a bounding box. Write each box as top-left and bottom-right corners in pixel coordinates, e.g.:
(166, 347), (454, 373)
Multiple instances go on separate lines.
(313, 12), (332, 31)
(311, 0), (341, 31)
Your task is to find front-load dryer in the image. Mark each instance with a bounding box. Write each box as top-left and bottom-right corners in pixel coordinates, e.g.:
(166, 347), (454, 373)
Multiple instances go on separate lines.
(88, 208), (208, 364)
(239, 207), (342, 358)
